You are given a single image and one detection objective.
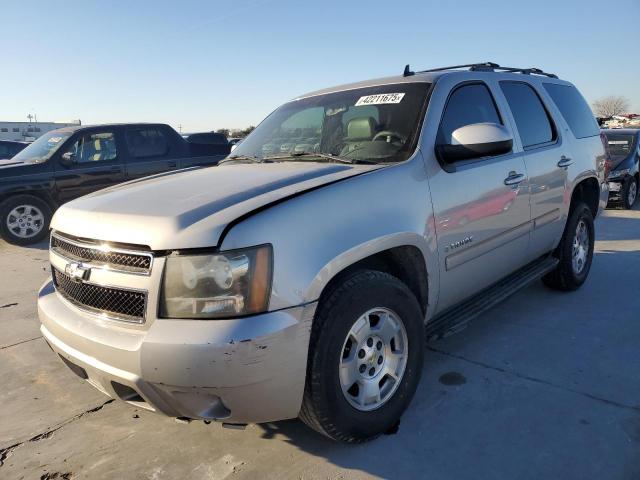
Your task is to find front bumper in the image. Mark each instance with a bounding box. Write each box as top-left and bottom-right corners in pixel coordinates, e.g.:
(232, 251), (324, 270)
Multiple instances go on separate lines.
(607, 179), (623, 202)
(38, 280), (316, 424)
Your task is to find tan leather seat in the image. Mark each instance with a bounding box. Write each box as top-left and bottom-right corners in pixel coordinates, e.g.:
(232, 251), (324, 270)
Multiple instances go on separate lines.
(341, 117), (376, 155)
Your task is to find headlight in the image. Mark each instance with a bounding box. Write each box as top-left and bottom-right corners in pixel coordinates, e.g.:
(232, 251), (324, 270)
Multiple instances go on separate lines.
(160, 245), (272, 319)
(608, 168), (630, 180)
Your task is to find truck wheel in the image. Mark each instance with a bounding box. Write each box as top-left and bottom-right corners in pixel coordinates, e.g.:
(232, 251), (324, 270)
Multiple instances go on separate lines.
(0, 195), (52, 246)
(621, 176), (637, 210)
(542, 202), (594, 291)
(300, 270), (424, 442)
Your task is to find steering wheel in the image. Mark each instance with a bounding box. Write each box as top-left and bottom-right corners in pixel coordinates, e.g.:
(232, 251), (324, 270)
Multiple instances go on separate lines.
(372, 131), (406, 145)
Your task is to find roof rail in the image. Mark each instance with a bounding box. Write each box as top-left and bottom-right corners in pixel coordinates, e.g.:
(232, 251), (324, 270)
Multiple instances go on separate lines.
(402, 62), (558, 79)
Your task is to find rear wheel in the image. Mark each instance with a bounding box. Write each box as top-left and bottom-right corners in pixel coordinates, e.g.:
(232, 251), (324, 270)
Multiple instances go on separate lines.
(542, 202), (594, 291)
(300, 270), (424, 442)
(621, 176), (637, 210)
(0, 195), (52, 245)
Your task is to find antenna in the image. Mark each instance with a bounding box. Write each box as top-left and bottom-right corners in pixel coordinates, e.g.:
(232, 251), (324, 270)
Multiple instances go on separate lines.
(403, 64), (414, 77)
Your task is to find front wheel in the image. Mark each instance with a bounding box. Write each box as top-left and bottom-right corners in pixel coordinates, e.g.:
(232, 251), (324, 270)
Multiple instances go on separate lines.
(621, 176), (638, 210)
(300, 270), (424, 442)
(0, 195), (52, 245)
(542, 202), (594, 291)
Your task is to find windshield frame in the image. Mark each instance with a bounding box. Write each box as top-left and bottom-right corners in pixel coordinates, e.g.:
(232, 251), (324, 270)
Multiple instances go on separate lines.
(11, 130), (73, 163)
(229, 81), (433, 165)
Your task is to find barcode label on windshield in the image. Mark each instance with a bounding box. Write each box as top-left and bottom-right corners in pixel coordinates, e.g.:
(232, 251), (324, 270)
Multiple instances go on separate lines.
(608, 141), (628, 145)
(355, 93), (405, 106)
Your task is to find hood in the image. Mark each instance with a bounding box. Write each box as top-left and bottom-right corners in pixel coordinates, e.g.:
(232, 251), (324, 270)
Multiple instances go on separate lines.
(0, 159), (30, 168)
(610, 154), (633, 171)
(52, 162), (381, 250)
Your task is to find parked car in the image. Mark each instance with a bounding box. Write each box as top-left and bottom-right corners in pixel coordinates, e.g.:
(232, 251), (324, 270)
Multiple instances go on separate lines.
(0, 140), (28, 160)
(183, 132), (231, 156)
(38, 63), (607, 442)
(0, 123), (229, 245)
(602, 128), (639, 209)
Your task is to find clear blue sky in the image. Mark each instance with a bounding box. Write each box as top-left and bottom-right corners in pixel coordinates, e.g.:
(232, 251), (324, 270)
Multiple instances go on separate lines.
(1, 0), (638, 132)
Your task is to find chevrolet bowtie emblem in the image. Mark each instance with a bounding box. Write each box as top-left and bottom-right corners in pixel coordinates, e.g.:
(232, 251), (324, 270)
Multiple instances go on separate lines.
(65, 262), (90, 283)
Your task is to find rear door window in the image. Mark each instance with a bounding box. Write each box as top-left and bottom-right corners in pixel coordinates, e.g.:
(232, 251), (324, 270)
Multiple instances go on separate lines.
(438, 83), (502, 145)
(501, 82), (556, 149)
(543, 83), (599, 139)
(125, 128), (169, 159)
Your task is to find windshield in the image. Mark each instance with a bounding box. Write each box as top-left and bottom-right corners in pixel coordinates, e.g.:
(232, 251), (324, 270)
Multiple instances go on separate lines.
(231, 83), (430, 164)
(11, 131), (72, 162)
(605, 133), (636, 157)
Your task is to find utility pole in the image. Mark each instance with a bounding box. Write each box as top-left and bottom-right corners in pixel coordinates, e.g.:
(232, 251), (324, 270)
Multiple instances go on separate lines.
(27, 114), (33, 124)
(178, 124), (182, 133)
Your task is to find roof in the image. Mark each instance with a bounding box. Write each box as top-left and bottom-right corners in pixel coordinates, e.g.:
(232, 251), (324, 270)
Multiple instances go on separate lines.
(602, 128), (640, 135)
(294, 62), (569, 101)
(47, 123), (171, 135)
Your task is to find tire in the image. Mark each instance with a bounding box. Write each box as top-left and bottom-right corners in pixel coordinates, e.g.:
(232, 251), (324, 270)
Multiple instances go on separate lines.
(300, 270), (425, 443)
(0, 195), (52, 246)
(621, 176), (638, 210)
(542, 202), (594, 291)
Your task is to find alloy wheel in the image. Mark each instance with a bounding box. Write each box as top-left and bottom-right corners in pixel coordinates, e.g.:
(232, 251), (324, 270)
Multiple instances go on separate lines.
(6, 204), (45, 239)
(339, 307), (408, 411)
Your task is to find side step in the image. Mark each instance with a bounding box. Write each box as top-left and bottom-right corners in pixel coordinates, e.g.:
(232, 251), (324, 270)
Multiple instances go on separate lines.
(425, 255), (559, 341)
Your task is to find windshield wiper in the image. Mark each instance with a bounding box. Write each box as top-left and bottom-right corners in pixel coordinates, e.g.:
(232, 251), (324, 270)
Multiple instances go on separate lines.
(219, 154), (266, 165)
(263, 152), (378, 165)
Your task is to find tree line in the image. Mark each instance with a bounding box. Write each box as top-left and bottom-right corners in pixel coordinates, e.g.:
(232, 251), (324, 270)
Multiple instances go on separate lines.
(215, 126), (255, 138)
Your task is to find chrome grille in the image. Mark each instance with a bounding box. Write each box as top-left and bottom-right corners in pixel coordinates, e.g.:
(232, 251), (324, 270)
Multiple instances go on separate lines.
(52, 268), (147, 323)
(51, 233), (152, 274)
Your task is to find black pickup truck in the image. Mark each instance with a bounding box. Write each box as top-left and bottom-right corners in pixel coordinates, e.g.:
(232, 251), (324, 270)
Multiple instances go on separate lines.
(0, 123), (230, 245)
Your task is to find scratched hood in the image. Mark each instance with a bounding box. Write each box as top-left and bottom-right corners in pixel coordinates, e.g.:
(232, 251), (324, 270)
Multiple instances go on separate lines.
(52, 162), (380, 250)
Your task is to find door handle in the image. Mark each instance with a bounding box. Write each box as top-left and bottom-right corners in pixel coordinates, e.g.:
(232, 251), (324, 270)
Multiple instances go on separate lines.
(110, 166), (121, 173)
(558, 156), (573, 168)
(168, 161), (177, 168)
(504, 172), (525, 186)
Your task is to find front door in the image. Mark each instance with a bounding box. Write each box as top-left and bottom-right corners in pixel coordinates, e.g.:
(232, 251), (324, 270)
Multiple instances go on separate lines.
(54, 129), (125, 203)
(428, 82), (532, 312)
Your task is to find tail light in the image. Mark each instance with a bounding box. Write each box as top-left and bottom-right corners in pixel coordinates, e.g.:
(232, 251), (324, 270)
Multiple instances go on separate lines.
(600, 132), (612, 180)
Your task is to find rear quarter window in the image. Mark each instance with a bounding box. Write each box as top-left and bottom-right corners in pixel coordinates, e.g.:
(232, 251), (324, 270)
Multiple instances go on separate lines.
(543, 83), (599, 139)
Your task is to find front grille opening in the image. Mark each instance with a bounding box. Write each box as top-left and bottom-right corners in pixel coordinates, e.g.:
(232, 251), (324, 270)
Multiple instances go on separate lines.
(51, 234), (152, 273)
(52, 268), (146, 323)
(59, 355), (88, 379)
(111, 382), (145, 403)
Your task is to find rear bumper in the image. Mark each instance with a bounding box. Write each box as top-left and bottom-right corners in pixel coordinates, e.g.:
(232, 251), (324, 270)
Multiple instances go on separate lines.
(38, 280), (316, 424)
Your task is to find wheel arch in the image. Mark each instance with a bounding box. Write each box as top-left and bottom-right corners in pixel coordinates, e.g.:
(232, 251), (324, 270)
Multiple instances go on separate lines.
(569, 176), (600, 218)
(308, 234), (432, 318)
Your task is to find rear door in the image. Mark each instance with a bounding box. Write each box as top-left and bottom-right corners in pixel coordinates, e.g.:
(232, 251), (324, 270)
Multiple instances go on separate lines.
(428, 81), (532, 312)
(498, 81), (567, 258)
(54, 128), (125, 203)
(124, 126), (180, 180)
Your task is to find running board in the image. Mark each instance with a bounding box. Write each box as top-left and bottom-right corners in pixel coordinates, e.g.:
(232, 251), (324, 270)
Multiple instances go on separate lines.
(426, 256), (559, 341)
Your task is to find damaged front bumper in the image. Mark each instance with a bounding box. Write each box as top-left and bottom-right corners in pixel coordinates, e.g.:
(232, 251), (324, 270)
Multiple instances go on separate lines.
(38, 280), (316, 424)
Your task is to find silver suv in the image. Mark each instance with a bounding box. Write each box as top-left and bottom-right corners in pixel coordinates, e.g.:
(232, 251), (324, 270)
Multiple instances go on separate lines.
(38, 63), (608, 442)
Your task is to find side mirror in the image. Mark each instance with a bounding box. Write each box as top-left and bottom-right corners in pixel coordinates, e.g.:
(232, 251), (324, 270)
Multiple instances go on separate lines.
(60, 151), (76, 166)
(437, 123), (513, 163)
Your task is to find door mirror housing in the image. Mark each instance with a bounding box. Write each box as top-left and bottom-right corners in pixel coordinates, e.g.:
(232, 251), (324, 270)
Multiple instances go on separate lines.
(437, 123), (513, 163)
(60, 151), (76, 166)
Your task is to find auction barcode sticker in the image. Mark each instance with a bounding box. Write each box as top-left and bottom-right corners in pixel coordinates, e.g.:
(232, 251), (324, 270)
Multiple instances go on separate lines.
(355, 93), (405, 106)
(608, 140), (628, 145)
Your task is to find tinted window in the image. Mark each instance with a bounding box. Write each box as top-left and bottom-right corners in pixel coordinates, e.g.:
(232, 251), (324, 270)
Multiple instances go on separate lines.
(604, 133), (636, 156)
(438, 83), (502, 144)
(126, 128), (169, 158)
(65, 132), (118, 164)
(1, 128), (7, 132)
(0, 145), (10, 156)
(543, 83), (599, 139)
(501, 82), (555, 148)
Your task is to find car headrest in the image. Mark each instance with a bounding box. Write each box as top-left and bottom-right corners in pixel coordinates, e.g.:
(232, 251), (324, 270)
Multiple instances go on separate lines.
(346, 117), (375, 141)
(94, 139), (102, 151)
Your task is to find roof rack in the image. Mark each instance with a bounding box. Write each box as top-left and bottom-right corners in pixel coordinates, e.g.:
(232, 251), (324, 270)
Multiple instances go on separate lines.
(402, 62), (558, 79)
